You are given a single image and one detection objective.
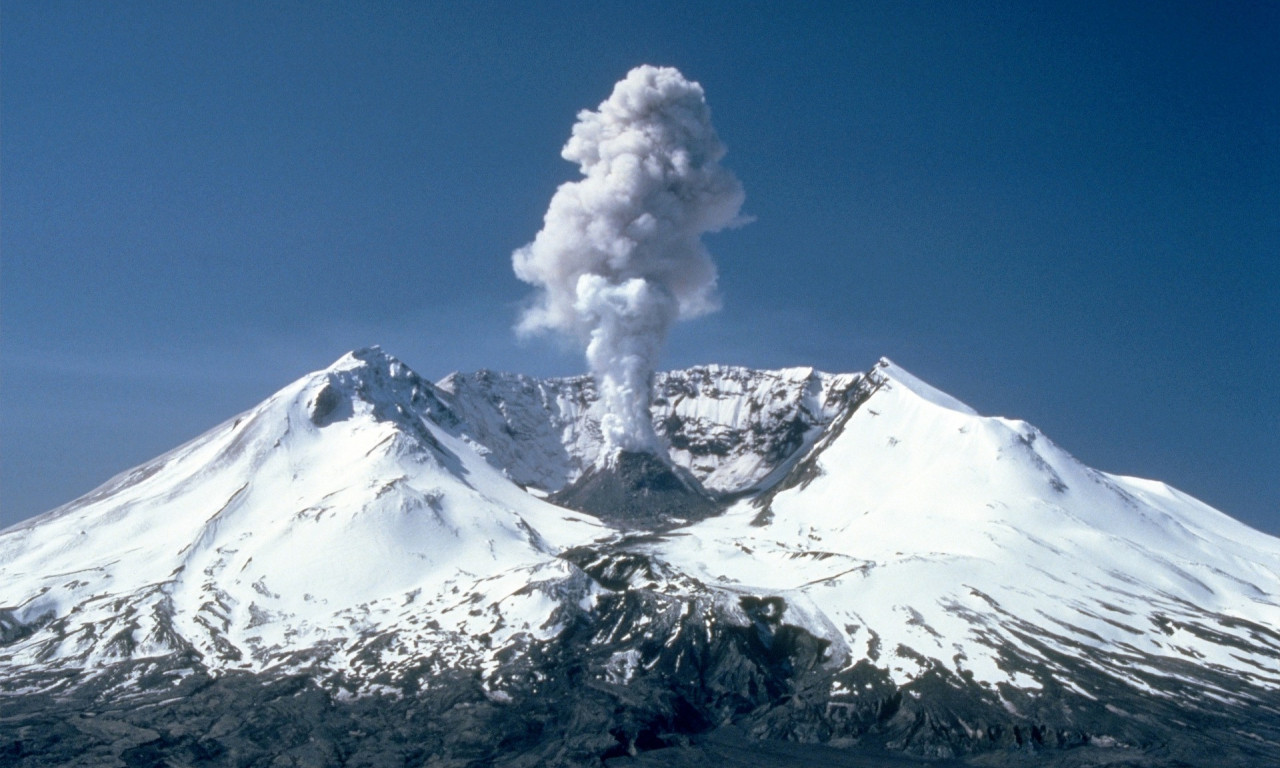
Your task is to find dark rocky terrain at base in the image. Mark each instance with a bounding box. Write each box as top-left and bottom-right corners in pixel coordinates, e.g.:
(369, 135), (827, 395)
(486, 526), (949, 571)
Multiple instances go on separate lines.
(4, 544), (1276, 768)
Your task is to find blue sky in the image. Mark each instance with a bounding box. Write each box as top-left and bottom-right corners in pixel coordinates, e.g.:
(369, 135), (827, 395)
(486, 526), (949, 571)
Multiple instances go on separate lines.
(2, 2), (1276, 533)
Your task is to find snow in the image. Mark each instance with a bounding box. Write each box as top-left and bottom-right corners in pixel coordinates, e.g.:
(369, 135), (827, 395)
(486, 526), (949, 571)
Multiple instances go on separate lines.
(438, 363), (857, 495)
(646, 358), (1280, 688)
(0, 347), (607, 675)
(875, 358), (978, 416)
(2, 346), (1278, 704)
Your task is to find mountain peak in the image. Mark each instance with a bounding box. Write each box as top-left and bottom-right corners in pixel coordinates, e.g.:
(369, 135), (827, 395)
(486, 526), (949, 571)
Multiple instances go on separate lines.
(4, 349), (1278, 767)
(303, 346), (453, 431)
(323, 344), (405, 376)
(873, 357), (978, 415)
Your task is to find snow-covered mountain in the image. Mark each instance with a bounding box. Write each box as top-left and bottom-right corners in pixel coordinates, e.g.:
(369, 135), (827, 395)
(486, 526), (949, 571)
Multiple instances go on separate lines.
(2, 348), (1278, 767)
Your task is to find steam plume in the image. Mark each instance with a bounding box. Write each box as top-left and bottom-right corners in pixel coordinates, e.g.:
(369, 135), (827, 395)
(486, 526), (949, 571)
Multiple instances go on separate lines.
(513, 65), (745, 456)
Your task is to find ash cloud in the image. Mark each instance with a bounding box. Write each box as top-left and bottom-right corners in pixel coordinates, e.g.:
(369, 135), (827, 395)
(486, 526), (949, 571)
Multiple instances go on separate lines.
(513, 65), (746, 456)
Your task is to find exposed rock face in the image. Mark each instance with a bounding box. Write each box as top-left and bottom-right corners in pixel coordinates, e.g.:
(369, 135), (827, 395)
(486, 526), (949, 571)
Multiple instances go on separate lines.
(550, 450), (722, 528)
(435, 364), (857, 495)
(6, 551), (1275, 767)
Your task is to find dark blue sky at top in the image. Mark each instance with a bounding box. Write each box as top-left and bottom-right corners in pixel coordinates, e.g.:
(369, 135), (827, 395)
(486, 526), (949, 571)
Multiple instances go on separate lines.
(2, 2), (1276, 533)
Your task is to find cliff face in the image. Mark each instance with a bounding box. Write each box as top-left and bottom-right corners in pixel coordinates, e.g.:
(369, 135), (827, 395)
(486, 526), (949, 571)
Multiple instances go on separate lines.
(435, 362), (858, 495)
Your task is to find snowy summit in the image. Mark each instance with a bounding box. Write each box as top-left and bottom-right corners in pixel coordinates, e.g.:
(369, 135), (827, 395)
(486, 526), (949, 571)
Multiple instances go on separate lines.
(2, 348), (1278, 766)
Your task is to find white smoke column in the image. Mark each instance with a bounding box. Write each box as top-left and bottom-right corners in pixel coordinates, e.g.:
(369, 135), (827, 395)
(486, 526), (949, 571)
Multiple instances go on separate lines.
(513, 65), (746, 456)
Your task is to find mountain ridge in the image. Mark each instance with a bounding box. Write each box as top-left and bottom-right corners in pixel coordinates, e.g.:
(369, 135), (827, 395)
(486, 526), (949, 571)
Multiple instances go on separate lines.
(2, 347), (1278, 767)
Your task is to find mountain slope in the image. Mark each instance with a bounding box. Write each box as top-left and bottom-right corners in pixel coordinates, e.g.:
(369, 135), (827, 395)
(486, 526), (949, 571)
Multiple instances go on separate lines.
(646, 360), (1280, 747)
(0, 348), (605, 680)
(2, 350), (1278, 767)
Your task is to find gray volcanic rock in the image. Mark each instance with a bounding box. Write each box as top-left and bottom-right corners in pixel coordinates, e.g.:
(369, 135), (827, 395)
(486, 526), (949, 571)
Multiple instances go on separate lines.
(550, 450), (722, 528)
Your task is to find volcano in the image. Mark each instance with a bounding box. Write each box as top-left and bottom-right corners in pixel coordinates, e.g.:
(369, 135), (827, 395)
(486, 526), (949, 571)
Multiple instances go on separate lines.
(550, 449), (721, 528)
(2, 349), (1277, 767)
